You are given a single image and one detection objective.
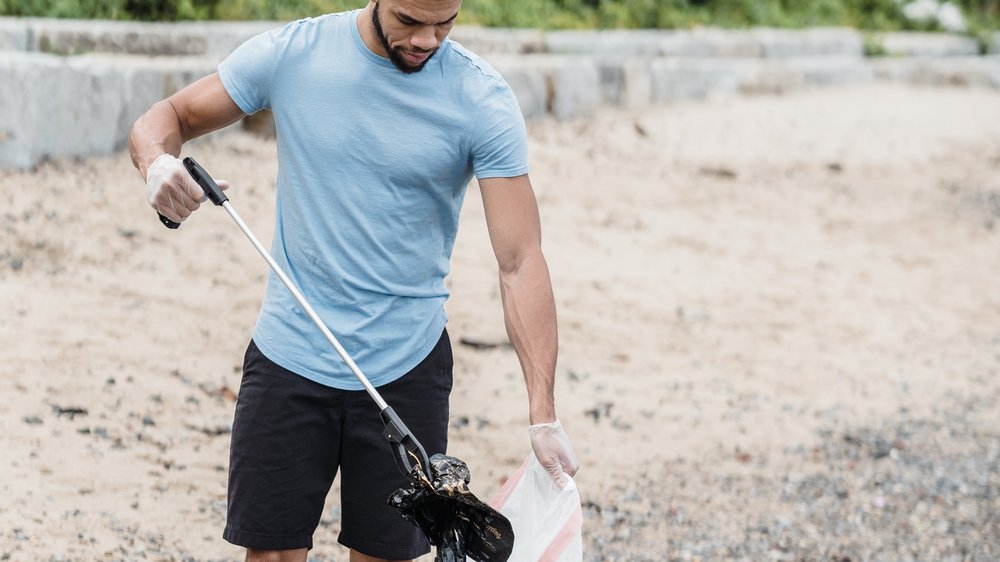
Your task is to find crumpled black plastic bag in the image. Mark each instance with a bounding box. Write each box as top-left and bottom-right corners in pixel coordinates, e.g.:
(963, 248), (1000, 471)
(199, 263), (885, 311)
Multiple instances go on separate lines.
(389, 453), (514, 562)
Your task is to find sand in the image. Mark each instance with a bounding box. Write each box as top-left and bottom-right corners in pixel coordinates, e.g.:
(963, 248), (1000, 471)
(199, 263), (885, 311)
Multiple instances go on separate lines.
(1, 83), (999, 561)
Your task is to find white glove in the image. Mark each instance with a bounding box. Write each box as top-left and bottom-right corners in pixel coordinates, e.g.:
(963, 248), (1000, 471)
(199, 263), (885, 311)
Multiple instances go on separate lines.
(145, 153), (229, 223)
(529, 419), (579, 487)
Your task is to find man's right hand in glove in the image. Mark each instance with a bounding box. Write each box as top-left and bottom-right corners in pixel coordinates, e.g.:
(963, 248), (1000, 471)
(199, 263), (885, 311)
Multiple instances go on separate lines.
(145, 153), (229, 224)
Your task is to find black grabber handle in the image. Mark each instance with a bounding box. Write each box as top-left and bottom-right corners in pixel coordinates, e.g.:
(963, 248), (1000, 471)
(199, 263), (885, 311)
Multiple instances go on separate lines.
(159, 213), (181, 229)
(156, 157), (229, 228)
(183, 157), (229, 205)
(381, 406), (432, 480)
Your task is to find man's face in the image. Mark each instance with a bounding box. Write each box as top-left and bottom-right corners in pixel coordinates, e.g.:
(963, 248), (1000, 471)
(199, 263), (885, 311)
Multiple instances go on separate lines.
(371, 0), (461, 74)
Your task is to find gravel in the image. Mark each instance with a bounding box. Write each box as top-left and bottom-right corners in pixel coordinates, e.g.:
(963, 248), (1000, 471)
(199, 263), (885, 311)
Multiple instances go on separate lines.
(580, 397), (999, 561)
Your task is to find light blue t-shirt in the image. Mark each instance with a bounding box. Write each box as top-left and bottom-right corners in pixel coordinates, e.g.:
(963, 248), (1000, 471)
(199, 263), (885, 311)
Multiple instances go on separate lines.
(218, 10), (529, 390)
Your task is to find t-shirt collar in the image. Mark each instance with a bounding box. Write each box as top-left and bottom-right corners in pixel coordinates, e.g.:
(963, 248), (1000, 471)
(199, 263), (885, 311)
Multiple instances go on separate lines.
(351, 8), (398, 69)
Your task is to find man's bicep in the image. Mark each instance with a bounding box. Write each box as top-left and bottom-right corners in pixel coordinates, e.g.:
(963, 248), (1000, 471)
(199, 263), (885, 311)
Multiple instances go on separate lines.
(479, 174), (543, 270)
(167, 73), (245, 141)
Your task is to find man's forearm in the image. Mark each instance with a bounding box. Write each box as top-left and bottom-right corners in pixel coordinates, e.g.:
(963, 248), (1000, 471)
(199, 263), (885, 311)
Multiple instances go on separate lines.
(128, 100), (186, 181)
(129, 74), (246, 181)
(499, 248), (558, 425)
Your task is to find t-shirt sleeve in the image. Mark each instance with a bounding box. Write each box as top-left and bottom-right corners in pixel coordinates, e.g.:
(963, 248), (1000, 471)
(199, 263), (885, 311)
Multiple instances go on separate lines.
(217, 26), (286, 115)
(470, 81), (530, 180)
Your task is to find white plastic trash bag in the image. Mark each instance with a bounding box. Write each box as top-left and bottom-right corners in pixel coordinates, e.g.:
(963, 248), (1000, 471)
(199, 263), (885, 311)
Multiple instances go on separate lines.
(485, 452), (583, 562)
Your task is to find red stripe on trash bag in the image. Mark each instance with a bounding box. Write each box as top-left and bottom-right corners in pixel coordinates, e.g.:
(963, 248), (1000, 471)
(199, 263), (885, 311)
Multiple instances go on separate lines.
(539, 504), (582, 562)
(489, 455), (531, 510)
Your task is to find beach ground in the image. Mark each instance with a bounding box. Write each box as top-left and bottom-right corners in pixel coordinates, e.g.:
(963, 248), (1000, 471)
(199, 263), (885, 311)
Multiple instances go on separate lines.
(1, 83), (999, 561)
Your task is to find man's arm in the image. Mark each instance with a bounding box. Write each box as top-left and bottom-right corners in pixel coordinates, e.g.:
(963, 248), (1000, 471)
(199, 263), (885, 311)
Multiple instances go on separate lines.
(479, 174), (579, 482)
(128, 73), (244, 222)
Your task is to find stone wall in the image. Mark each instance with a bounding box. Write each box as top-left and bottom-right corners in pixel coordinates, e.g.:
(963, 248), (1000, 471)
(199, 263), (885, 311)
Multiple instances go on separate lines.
(1, 17), (999, 169)
(0, 17), (277, 56)
(1, 51), (217, 169)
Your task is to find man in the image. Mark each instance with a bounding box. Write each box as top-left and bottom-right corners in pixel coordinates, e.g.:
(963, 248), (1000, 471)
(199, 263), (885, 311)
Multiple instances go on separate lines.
(128, 1), (579, 561)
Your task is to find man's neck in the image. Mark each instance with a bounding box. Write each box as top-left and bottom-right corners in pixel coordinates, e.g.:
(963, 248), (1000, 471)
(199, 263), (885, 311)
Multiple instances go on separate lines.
(357, 4), (389, 58)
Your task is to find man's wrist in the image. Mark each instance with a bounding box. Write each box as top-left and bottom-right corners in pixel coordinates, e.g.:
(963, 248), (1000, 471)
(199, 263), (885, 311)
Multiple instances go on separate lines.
(529, 418), (560, 430)
(140, 151), (173, 182)
(528, 409), (557, 426)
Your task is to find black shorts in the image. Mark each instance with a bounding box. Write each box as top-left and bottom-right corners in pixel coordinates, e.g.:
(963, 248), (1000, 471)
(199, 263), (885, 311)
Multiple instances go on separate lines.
(223, 331), (452, 559)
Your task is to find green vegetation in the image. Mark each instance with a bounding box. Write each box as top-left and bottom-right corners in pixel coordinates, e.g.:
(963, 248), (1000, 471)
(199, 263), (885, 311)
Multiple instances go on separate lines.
(862, 32), (891, 56)
(0, 0), (997, 31)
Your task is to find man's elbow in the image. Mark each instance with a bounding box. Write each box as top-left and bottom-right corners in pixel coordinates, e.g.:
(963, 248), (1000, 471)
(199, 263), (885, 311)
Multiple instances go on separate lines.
(496, 245), (543, 277)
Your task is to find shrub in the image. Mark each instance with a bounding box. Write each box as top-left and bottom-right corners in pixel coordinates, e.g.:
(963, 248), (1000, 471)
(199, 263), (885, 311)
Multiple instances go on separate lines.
(0, 0), (997, 29)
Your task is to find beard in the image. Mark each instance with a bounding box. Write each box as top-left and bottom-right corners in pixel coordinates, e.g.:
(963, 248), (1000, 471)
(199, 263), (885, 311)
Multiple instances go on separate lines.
(372, 1), (437, 74)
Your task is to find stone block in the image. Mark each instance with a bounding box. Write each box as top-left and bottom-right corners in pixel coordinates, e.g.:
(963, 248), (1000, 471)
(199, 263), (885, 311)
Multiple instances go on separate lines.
(786, 56), (874, 86)
(0, 51), (217, 169)
(872, 56), (1000, 88)
(448, 26), (544, 55)
(754, 27), (864, 58)
(990, 32), (1000, 55)
(81, 54), (218, 148)
(873, 58), (917, 82)
(595, 57), (625, 105)
(655, 31), (716, 57)
(0, 52), (123, 169)
(542, 27), (863, 60)
(489, 55), (600, 120)
(544, 29), (759, 58)
(620, 58), (652, 110)
(0, 17), (29, 51)
(544, 30), (664, 57)
(738, 61), (807, 94)
(17, 18), (279, 59)
(33, 19), (206, 56)
(539, 56), (601, 120)
(591, 56), (653, 108)
(0, 52), (62, 169)
(176, 21), (282, 58)
(649, 58), (747, 102)
(875, 32), (980, 57)
(686, 29), (761, 58)
(65, 56), (128, 154)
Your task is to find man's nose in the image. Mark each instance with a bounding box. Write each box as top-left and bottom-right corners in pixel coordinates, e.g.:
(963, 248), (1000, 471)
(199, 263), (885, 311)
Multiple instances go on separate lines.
(410, 25), (438, 51)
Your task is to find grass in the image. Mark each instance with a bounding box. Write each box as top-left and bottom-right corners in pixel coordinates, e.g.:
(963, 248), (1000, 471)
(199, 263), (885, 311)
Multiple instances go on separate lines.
(0, 0), (998, 32)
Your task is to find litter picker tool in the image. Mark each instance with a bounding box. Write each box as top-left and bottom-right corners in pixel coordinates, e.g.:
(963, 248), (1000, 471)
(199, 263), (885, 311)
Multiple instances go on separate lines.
(160, 156), (431, 479)
(159, 157), (515, 561)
